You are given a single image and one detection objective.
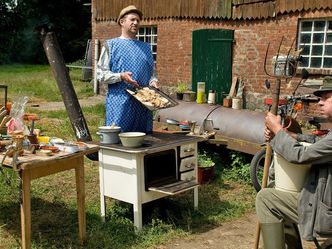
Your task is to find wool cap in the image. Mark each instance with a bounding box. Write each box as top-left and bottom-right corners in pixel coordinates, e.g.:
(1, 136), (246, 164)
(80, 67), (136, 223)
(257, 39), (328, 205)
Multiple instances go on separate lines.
(117, 5), (143, 25)
(313, 76), (332, 97)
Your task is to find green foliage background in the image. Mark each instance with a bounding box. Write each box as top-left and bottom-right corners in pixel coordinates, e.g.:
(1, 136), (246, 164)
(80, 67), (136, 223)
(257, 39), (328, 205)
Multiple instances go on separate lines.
(0, 0), (91, 64)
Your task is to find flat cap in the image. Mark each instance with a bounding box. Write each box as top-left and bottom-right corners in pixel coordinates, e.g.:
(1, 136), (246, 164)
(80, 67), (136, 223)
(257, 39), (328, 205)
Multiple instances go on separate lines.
(117, 5), (143, 25)
(313, 76), (332, 97)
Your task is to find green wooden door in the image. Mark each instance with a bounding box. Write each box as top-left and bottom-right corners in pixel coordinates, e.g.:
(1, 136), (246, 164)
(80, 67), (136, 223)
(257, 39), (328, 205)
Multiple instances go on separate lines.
(192, 29), (234, 104)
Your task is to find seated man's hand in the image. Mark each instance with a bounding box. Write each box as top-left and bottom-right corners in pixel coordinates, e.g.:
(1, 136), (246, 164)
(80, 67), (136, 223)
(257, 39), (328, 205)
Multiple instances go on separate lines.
(264, 112), (283, 142)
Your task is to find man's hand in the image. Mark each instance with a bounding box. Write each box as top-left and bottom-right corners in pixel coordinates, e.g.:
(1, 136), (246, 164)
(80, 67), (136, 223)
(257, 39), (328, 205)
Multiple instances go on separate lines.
(149, 80), (159, 89)
(121, 72), (139, 88)
(265, 112), (283, 141)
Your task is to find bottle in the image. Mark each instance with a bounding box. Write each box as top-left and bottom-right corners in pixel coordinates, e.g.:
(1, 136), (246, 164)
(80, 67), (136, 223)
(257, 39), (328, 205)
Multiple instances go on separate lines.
(196, 82), (205, 104)
(207, 90), (216, 105)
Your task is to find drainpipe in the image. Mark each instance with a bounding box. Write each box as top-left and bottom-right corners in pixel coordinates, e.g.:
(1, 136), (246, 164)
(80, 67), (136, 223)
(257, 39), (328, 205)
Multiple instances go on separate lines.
(94, 39), (99, 94)
(40, 28), (98, 161)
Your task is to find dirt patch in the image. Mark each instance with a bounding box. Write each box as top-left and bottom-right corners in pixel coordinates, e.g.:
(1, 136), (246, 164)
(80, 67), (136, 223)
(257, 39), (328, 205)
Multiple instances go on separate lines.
(156, 212), (327, 249)
(28, 95), (104, 111)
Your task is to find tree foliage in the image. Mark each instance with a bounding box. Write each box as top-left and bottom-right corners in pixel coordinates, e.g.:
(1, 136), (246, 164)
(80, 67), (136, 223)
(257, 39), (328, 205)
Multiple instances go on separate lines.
(0, 0), (91, 64)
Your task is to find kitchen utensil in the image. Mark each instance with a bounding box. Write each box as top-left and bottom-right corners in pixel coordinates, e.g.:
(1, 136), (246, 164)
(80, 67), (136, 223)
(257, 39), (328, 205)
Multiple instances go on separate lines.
(36, 149), (52, 156)
(183, 91), (196, 102)
(27, 134), (38, 145)
(166, 118), (179, 125)
(188, 120), (196, 135)
(126, 86), (178, 111)
(62, 144), (80, 153)
(179, 124), (190, 130)
(97, 126), (121, 144)
(118, 132), (146, 148)
(203, 118), (214, 132)
(39, 145), (60, 153)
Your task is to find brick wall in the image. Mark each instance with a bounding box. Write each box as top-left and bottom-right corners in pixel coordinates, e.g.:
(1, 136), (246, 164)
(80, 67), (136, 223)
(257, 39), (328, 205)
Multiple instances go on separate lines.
(92, 9), (332, 116)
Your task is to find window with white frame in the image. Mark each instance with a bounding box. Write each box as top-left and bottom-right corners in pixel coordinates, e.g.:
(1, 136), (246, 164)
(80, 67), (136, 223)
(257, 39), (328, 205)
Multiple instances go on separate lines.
(137, 26), (157, 63)
(298, 19), (332, 69)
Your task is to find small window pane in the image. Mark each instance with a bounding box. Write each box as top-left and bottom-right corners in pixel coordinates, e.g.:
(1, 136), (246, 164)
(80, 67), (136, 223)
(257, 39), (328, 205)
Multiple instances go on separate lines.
(328, 21), (332, 31)
(311, 57), (322, 68)
(302, 45), (310, 55)
(326, 33), (332, 43)
(312, 45), (323, 55)
(326, 45), (332, 56)
(137, 26), (157, 63)
(300, 57), (309, 67)
(153, 54), (157, 61)
(300, 33), (311, 43)
(313, 33), (324, 43)
(314, 21), (325, 31)
(323, 58), (332, 68)
(301, 21), (312, 32)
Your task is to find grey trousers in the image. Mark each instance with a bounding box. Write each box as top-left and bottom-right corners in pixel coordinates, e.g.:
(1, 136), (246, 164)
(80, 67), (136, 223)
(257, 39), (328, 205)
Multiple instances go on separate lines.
(256, 188), (300, 224)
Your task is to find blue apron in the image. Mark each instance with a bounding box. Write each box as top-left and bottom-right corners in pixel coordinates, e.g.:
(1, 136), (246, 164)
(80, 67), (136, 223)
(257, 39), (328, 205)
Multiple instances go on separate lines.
(105, 38), (154, 133)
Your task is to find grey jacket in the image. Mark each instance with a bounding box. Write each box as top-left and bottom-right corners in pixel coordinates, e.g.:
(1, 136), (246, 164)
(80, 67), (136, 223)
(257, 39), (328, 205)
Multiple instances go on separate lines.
(271, 130), (332, 240)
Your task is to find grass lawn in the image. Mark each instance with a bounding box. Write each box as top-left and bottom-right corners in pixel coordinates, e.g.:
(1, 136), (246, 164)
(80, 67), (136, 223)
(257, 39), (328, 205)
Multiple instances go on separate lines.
(0, 64), (256, 249)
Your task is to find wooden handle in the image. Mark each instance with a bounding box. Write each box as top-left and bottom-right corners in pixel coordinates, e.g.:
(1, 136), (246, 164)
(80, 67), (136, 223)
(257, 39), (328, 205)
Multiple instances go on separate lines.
(253, 78), (281, 249)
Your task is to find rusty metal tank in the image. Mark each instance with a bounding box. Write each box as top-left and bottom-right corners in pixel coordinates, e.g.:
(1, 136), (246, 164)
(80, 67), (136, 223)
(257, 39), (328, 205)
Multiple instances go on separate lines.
(156, 101), (265, 155)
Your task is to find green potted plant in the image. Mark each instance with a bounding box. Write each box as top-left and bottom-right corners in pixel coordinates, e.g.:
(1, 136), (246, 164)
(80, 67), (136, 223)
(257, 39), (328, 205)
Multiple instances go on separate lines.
(197, 150), (215, 184)
(176, 81), (187, 100)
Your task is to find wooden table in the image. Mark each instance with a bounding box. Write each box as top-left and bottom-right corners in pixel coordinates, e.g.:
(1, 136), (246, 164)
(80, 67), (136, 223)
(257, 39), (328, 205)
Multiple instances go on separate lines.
(1, 144), (99, 249)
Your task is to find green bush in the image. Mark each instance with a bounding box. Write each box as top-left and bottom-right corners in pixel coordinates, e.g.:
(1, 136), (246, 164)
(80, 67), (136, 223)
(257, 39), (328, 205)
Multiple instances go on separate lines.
(223, 151), (251, 184)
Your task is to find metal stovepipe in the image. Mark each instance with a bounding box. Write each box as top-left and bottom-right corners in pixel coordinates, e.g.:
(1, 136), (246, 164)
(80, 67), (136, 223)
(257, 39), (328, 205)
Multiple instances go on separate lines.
(40, 29), (98, 161)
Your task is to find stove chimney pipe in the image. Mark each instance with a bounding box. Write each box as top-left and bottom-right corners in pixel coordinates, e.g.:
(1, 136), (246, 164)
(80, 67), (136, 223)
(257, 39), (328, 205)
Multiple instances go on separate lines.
(40, 28), (98, 161)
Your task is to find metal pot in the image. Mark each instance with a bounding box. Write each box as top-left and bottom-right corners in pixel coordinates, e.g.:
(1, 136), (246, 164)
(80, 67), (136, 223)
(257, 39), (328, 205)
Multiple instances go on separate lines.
(183, 91), (196, 102)
(97, 126), (121, 144)
(203, 118), (214, 132)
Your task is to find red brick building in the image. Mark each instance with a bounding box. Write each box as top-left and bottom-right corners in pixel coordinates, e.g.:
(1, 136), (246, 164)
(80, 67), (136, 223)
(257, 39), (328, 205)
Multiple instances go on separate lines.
(92, 0), (332, 115)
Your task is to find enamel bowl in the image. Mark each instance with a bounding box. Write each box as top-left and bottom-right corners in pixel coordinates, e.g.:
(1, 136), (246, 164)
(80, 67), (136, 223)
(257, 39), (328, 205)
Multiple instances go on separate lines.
(118, 132), (146, 148)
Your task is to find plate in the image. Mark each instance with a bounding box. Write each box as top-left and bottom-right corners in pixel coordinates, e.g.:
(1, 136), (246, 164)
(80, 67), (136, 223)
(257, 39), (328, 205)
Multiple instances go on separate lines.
(36, 149), (53, 156)
(39, 145), (60, 153)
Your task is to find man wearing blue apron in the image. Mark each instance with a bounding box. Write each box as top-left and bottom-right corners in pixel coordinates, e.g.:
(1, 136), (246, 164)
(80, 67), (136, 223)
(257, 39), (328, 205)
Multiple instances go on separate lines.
(97, 5), (158, 134)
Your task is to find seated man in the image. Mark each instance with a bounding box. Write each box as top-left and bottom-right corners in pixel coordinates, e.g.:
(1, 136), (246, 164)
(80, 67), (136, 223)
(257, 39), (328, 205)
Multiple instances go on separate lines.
(256, 76), (332, 249)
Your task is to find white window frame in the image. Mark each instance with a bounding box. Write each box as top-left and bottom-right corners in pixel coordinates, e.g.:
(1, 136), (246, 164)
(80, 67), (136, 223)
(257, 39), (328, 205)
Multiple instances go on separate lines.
(136, 26), (157, 64)
(297, 19), (332, 69)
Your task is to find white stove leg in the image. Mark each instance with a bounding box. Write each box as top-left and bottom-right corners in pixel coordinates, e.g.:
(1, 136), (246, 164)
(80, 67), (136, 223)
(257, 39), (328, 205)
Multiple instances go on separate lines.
(100, 194), (106, 222)
(133, 202), (143, 230)
(194, 186), (198, 209)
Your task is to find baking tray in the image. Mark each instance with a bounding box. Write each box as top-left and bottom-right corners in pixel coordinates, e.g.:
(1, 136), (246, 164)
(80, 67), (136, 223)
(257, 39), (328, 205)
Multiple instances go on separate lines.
(126, 86), (178, 111)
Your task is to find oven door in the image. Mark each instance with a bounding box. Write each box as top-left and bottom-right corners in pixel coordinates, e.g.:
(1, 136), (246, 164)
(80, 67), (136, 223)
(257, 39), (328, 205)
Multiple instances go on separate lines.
(144, 148), (198, 195)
